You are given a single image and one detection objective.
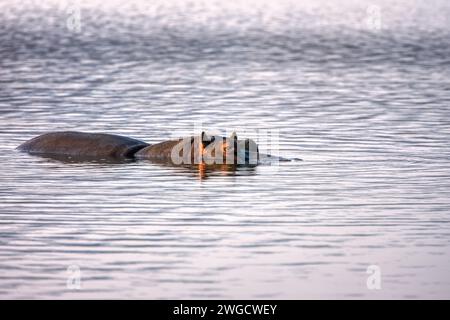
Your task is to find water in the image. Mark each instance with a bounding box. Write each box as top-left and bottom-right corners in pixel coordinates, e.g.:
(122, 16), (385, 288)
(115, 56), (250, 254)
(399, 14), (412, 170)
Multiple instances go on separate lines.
(1, 0), (450, 299)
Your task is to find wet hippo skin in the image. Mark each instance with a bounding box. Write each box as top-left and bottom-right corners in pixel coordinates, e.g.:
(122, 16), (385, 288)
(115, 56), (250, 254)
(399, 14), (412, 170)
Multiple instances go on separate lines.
(17, 131), (268, 165)
(135, 139), (185, 160)
(17, 131), (149, 158)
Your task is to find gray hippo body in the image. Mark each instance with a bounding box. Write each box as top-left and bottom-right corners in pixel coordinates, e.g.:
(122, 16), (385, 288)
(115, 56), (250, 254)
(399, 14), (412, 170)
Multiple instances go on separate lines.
(17, 131), (268, 165)
(17, 131), (150, 159)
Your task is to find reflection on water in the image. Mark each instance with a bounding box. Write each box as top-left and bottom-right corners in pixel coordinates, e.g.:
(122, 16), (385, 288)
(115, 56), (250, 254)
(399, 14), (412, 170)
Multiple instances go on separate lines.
(37, 152), (257, 180)
(144, 161), (258, 181)
(1, 0), (450, 299)
(24, 153), (138, 165)
(23, 150), (258, 180)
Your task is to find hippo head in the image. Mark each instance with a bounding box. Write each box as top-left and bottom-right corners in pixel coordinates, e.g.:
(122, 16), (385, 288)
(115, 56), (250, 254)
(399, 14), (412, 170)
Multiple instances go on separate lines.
(200, 131), (259, 165)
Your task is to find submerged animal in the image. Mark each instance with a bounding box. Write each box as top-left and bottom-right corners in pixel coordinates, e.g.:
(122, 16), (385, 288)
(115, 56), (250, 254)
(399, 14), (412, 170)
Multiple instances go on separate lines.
(17, 131), (149, 159)
(17, 131), (261, 165)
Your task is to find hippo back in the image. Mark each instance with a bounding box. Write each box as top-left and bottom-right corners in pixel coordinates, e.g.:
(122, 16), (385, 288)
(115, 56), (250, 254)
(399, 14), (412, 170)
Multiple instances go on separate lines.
(17, 131), (149, 158)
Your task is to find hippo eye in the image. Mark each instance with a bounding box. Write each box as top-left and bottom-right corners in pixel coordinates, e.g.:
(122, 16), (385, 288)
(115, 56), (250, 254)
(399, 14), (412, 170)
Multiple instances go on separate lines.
(202, 135), (215, 148)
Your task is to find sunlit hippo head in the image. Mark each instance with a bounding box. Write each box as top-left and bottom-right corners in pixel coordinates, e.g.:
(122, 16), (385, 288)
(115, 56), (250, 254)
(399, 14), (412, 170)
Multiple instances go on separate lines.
(199, 131), (259, 165)
(157, 131), (259, 165)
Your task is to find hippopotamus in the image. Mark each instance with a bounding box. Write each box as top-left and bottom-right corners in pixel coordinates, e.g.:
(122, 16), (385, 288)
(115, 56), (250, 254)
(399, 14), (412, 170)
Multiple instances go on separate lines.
(17, 131), (261, 165)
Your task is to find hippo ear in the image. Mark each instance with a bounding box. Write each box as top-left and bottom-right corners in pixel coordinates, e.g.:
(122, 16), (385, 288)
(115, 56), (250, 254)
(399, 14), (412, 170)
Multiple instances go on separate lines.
(201, 131), (214, 149)
(230, 131), (238, 141)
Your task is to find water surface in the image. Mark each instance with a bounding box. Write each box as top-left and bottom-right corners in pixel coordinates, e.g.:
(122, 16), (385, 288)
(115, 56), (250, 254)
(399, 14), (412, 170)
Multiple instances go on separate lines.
(1, 0), (450, 299)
